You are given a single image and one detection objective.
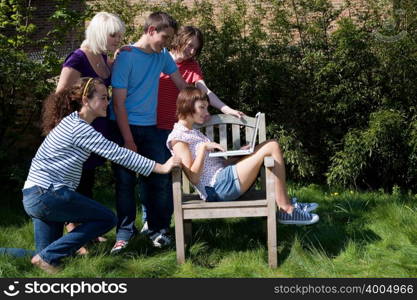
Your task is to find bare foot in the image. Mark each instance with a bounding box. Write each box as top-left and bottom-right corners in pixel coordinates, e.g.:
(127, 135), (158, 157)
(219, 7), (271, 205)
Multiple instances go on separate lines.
(31, 254), (61, 274)
(95, 236), (108, 243)
(65, 222), (78, 232)
(76, 246), (89, 256)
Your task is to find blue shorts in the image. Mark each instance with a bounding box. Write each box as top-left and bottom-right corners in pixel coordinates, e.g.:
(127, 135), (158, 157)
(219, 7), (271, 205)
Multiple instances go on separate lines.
(205, 165), (242, 202)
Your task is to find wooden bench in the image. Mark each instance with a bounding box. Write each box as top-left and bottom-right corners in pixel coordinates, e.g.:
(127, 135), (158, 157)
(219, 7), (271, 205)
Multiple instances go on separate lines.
(171, 113), (277, 268)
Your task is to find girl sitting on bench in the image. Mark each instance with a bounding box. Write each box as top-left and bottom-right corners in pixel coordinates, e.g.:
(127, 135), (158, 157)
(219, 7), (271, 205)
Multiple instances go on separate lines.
(166, 86), (319, 225)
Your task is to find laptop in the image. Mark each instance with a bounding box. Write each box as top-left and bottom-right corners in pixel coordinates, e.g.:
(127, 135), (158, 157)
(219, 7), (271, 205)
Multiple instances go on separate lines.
(209, 112), (261, 157)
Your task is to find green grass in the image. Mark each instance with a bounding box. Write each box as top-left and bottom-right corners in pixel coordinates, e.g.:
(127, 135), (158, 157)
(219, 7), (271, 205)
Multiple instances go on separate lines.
(1, 184), (417, 277)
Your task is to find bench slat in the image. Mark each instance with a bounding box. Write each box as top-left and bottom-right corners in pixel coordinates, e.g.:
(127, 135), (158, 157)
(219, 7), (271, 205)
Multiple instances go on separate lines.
(194, 114), (257, 128)
(182, 171), (190, 193)
(206, 126), (214, 141)
(219, 124), (227, 150)
(246, 126), (254, 145)
(184, 207), (268, 219)
(232, 124), (241, 149)
(182, 199), (268, 209)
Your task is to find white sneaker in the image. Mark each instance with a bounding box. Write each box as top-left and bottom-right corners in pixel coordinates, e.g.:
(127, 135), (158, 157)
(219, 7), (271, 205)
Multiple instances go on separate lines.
(149, 229), (172, 248)
(277, 207), (319, 225)
(140, 221), (153, 236)
(110, 240), (128, 254)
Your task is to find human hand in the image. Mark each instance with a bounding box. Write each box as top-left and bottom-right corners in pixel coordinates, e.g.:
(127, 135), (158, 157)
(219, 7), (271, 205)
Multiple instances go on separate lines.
(113, 45), (132, 59)
(203, 142), (225, 152)
(222, 107), (245, 119)
(124, 140), (137, 152)
(160, 155), (182, 174)
(240, 144), (251, 150)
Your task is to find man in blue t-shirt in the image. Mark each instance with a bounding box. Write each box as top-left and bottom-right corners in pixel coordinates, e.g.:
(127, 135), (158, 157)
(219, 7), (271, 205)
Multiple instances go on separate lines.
(110, 12), (187, 253)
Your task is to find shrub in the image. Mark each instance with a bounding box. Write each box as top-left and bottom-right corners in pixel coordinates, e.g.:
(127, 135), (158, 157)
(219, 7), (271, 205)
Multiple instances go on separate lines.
(0, 0), (84, 191)
(4, 0), (417, 192)
(87, 0), (417, 190)
(327, 110), (408, 190)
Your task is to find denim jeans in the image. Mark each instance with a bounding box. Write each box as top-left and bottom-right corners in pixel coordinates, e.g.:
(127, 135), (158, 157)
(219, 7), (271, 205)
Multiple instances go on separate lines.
(111, 123), (173, 240)
(22, 185), (117, 266)
(141, 128), (173, 227)
(0, 248), (35, 258)
(76, 117), (110, 198)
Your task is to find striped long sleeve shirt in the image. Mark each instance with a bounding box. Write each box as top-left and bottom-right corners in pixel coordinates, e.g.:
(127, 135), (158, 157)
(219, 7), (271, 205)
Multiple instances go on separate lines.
(25, 112), (155, 191)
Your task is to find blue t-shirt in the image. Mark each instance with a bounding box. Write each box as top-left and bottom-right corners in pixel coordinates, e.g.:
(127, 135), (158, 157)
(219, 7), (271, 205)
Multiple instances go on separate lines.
(110, 47), (178, 126)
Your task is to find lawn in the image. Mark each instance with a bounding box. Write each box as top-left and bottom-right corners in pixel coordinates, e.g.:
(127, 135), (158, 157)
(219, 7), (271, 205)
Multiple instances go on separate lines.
(1, 183), (417, 278)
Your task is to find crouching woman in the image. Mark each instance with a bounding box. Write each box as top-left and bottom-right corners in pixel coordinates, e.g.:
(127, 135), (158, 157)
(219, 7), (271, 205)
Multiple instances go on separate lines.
(23, 77), (180, 273)
(167, 86), (319, 225)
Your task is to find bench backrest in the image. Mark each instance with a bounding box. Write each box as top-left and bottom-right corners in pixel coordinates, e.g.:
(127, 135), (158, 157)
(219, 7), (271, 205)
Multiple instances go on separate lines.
(181, 113), (267, 194)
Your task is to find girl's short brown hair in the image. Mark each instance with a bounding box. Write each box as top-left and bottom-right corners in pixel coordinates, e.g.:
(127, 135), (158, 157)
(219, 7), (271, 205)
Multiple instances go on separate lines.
(171, 26), (204, 57)
(176, 86), (209, 119)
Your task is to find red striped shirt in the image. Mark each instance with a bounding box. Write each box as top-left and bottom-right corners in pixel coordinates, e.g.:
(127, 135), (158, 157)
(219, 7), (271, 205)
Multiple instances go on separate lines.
(157, 58), (203, 130)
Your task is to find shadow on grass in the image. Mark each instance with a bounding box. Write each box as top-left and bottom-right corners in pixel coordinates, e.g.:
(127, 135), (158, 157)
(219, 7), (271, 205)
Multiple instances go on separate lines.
(1, 187), (386, 272)
(297, 196), (382, 257)
(0, 198), (30, 228)
(182, 195), (382, 268)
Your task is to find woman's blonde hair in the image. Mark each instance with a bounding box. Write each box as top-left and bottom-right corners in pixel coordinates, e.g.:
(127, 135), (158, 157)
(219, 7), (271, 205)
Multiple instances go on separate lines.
(81, 12), (125, 55)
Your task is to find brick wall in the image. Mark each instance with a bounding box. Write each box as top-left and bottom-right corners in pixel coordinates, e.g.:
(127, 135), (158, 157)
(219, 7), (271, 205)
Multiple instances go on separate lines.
(332, 0), (345, 8)
(27, 0), (86, 53)
(26, 0), (367, 54)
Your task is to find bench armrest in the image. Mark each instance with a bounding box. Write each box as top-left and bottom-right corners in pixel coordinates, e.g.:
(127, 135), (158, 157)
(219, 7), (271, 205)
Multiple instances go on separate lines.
(172, 166), (182, 183)
(264, 156), (274, 168)
(172, 166), (183, 208)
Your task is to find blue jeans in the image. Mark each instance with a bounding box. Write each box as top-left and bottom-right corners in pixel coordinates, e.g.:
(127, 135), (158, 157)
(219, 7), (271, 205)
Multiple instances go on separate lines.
(22, 185), (117, 266)
(111, 123), (173, 240)
(76, 117), (110, 198)
(0, 248), (35, 258)
(141, 128), (172, 227)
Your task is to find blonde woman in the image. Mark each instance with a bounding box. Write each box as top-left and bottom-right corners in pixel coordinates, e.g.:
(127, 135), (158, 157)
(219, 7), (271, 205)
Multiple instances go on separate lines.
(56, 11), (125, 198)
(55, 12), (125, 249)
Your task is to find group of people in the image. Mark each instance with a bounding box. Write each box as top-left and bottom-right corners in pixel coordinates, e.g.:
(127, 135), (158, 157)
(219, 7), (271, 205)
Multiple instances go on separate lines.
(1, 11), (320, 273)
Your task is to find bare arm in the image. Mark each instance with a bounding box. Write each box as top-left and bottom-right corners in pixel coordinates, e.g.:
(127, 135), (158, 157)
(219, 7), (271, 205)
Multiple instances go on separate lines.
(195, 80), (244, 118)
(112, 88), (137, 152)
(153, 155), (182, 174)
(172, 141), (205, 185)
(170, 70), (188, 91)
(172, 141), (224, 185)
(56, 67), (81, 93)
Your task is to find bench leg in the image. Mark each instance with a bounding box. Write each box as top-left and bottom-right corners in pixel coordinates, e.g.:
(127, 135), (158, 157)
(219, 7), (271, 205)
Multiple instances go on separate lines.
(175, 219), (186, 264)
(184, 220), (192, 248)
(267, 213), (277, 268)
